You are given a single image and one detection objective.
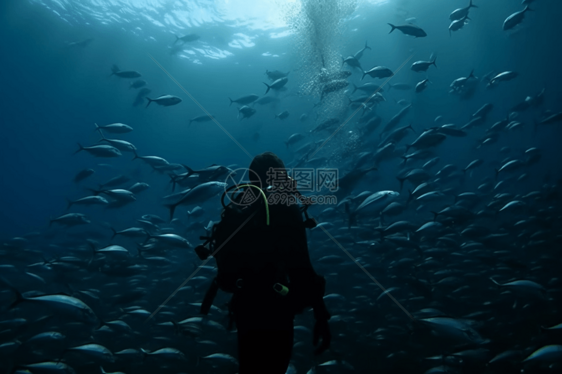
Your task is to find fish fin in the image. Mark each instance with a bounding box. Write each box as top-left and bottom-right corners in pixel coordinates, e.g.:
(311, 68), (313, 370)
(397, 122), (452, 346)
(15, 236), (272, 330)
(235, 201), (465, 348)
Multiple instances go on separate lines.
(344, 202), (354, 229)
(397, 176), (406, 192)
(263, 82), (271, 95)
(110, 227), (117, 240)
(86, 187), (101, 196)
(182, 164), (195, 176)
(406, 189), (413, 205)
(3, 280), (24, 310)
(169, 174), (178, 192)
(388, 23), (396, 34)
(165, 203), (178, 221)
(74, 143), (84, 155)
(137, 244), (145, 258)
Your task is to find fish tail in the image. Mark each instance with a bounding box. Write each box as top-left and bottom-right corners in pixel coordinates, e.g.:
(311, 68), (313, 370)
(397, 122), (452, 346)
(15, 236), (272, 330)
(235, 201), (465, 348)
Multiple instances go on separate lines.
(174, 35), (179, 44)
(142, 234), (153, 246)
(166, 203), (177, 221)
(406, 189), (414, 205)
(397, 176), (406, 192)
(365, 41), (371, 50)
(182, 164), (195, 176)
(110, 227), (117, 240)
(169, 174), (177, 192)
(352, 83), (358, 94)
(525, 6), (533, 12)
(74, 143), (84, 155)
(388, 23), (396, 34)
(494, 168), (499, 180)
(408, 123), (416, 134)
(468, 69), (475, 79)
(132, 150), (139, 161)
(432, 56), (437, 68)
(431, 211), (439, 221)
(87, 187), (101, 196)
(137, 244), (145, 258)
(3, 279), (24, 310)
(263, 82), (271, 95)
(489, 277), (501, 286)
(344, 202), (354, 229)
(87, 239), (96, 252)
(145, 98), (152, 108)
(361, 71), (366, 81)
(228, 97), (233, 107)
(66, 198), (73, 211)
(470, 0), (478, 8)
(341, 56), (344, 67)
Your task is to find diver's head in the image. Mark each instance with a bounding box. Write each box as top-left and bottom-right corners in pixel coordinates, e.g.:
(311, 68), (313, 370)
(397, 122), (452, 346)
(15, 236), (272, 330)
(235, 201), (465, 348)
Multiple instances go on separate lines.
(248, 151), (287, 189)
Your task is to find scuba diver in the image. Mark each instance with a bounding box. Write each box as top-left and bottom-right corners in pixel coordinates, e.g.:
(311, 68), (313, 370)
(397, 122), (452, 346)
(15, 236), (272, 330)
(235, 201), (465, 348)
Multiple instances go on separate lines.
(195, 151), (331, 374)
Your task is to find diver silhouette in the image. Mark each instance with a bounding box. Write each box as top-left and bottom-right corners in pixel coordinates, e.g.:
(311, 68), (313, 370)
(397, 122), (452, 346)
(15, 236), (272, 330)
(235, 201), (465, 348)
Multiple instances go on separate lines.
(197, 152), (331, 374)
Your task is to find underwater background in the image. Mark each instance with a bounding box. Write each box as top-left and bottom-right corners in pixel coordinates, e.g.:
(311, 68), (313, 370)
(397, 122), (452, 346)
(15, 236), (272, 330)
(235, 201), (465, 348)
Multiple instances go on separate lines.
(1, 0), (562, 373)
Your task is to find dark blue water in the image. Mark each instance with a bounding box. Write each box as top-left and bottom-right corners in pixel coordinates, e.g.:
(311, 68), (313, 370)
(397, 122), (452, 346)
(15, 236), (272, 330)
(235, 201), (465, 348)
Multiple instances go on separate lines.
(1, 0), (562, 372)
